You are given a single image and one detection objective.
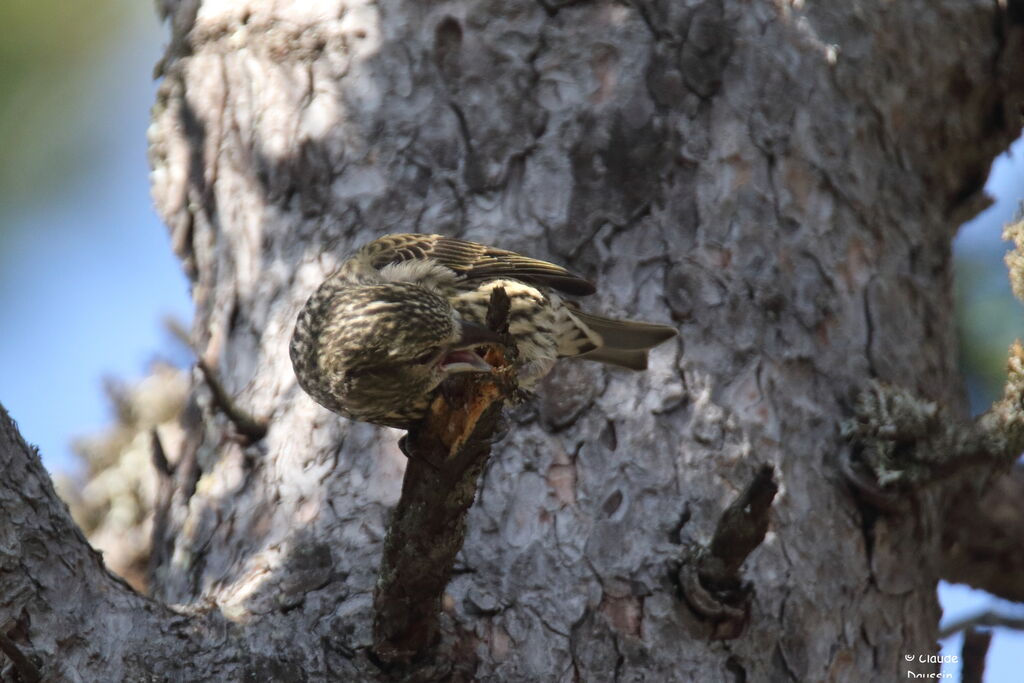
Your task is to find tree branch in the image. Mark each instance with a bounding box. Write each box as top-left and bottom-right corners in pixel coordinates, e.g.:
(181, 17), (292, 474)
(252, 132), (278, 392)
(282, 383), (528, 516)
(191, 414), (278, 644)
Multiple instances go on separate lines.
(0, 405), (150, 677)
(841, 342), (1024, 506)
(844, 222), (1024, 503)
(939, 610), (1024, 640)
(0, 405), (250, 680)
(959, 628), (992, 683)
(196, 357), (268, 443)
(372, 288), (516, 668)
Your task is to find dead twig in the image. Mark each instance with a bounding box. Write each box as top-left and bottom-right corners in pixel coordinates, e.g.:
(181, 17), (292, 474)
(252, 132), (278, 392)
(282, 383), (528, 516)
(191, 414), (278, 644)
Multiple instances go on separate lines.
(196, 358), (268, 443)
(960, 628), (992, 683)
(939, 609), (1024, 639)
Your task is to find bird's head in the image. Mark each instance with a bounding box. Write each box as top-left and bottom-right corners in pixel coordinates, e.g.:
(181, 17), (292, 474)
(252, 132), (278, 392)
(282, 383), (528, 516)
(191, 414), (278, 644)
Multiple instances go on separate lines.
(291, 282), (502, 427)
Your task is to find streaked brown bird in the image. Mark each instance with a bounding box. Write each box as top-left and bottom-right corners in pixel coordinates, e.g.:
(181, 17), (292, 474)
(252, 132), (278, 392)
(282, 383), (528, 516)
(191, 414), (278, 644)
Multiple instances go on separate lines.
(289, 234), (678, 428)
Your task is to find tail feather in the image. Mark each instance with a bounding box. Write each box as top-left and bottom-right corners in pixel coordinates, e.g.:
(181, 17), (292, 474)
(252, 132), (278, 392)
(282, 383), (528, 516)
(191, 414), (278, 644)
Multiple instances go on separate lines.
(562, 310), (677, 371)
(571, 310), (678, 350)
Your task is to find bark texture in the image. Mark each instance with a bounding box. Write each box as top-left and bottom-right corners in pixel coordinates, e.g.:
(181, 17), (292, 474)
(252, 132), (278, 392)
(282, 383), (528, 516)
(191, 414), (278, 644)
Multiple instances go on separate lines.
(2, 0), (1023, 681)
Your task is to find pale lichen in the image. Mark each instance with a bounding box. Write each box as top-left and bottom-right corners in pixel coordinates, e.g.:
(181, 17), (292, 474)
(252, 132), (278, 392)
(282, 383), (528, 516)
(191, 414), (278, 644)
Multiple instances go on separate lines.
(843, 338), (1024, 497)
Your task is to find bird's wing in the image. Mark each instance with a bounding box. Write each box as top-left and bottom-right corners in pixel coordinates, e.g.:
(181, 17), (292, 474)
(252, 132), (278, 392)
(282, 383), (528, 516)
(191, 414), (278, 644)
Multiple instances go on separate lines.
(359, 234), (596, 296)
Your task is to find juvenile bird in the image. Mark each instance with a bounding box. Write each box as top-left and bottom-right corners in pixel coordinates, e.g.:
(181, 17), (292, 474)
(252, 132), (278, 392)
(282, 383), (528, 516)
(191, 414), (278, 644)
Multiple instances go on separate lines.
(289, 234), (677, 428)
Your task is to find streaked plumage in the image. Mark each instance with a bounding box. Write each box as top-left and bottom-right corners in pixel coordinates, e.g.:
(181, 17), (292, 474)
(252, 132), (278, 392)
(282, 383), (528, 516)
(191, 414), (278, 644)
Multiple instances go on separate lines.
(290, 234), (678, 428)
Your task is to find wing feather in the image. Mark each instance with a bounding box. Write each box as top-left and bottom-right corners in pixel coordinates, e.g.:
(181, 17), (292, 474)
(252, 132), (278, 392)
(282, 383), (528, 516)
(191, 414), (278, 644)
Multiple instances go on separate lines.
(358, 234), (596, 296)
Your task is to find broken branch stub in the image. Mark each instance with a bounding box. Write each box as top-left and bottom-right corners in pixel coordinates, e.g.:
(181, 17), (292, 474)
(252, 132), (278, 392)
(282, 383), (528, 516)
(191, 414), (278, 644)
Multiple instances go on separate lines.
(678, 464), (778, 640)
(372, 288), (515, 668)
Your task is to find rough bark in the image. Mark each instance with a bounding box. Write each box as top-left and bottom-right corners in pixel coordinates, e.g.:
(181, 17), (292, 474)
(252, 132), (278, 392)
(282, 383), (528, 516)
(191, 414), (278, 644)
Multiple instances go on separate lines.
(2, 0), (1023, 681)
(0, 407), (244, 681)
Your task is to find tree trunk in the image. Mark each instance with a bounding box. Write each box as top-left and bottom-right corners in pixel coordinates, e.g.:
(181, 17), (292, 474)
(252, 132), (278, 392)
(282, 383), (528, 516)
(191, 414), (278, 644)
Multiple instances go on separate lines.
(2, 1), (1023, 680)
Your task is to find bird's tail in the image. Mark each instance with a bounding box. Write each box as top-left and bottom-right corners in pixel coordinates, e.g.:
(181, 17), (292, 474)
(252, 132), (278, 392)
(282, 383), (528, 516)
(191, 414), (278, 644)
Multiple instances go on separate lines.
(565, 310), (678, 371)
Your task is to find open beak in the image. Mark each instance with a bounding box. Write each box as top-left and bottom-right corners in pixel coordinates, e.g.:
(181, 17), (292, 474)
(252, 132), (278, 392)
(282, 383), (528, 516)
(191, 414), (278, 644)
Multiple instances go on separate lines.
(439, 350), (493, 373)
(440, 321), (503, 374)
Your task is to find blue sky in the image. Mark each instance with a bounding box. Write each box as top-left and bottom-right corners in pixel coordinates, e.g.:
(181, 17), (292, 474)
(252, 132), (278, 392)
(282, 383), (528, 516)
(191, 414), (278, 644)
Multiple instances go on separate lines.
(0, 8), (1020, 680)
(956, 137), (1024, 255)
(0, 14), (191, 475)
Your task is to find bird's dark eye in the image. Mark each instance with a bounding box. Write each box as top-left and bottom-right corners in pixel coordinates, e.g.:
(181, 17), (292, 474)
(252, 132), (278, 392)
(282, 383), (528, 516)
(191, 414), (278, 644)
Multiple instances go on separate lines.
(412, 347), (440, 365)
